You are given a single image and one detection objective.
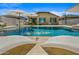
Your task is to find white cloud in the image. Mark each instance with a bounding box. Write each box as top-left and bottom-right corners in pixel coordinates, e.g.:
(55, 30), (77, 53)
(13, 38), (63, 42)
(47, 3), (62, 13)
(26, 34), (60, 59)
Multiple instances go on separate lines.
(50, 11), (65, 16)
(33, 8), (55, 12)
(0, 9), (9, 15)
(0, 3), (23, 15)
(0, 3), (22, 8)
(0, 9), (26, 15)
(32, 8), (65, 16)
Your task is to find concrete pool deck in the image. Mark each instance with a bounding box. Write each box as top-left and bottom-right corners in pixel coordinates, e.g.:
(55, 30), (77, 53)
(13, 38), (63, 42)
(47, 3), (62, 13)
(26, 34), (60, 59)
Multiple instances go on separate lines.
(27, 44), (48, 55)
(29, 36), (50, 43)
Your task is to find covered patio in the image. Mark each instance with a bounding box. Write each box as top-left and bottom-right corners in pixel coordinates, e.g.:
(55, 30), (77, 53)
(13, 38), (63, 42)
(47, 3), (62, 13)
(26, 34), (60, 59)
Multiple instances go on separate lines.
(60, 4), (79, 25)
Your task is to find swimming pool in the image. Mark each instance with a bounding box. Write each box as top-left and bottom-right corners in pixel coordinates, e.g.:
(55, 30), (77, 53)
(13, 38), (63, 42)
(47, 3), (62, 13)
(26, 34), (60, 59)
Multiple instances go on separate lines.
(0, 27), (79, 36)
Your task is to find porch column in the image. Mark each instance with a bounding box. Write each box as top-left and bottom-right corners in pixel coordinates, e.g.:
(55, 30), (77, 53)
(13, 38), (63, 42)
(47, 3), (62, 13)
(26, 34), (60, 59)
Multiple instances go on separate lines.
(56, 18), (59, 25)
(37, 17), (39, 25)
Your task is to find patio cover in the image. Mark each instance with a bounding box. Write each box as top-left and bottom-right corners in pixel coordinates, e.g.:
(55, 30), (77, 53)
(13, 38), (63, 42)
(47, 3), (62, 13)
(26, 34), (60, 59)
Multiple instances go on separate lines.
(66, 4), (79, 12)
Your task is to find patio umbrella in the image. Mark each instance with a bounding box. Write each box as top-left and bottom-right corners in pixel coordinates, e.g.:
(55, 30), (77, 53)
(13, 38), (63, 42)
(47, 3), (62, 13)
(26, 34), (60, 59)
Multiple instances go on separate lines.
(40, 36), (79, 55)
(0, 35), (36, 54)
(26, 36), (79, 55)
(1, 36), (79, 55)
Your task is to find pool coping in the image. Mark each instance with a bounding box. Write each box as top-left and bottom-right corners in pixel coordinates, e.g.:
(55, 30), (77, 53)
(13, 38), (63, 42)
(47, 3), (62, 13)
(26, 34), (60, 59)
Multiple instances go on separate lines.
(2, 25), (75, 31)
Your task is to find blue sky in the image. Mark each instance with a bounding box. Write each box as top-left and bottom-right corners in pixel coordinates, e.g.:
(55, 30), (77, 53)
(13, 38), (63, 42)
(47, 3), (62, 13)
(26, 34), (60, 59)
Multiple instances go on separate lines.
(0, 3), (76, 16)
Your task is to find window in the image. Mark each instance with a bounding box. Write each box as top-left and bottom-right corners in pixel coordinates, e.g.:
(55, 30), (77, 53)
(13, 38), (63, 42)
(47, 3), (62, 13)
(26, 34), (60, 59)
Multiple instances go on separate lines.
(50, 17), (57, 24)
(31, 18), (37, 24)
(39, 17), (46, 23)
(31, 18), (36, 23)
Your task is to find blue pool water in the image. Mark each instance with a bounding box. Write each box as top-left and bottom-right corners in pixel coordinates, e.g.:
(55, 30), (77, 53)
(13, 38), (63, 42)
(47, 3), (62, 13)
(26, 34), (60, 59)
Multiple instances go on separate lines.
(0, 27), (79, 36)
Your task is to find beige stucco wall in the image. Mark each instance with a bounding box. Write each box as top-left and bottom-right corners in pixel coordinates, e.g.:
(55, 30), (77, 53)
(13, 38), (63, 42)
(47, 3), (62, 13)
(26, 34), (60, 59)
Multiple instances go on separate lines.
(36, 12), (59, 25)
(60, 18), (79, 25)
(0, 16), (26, 27)
(0, 17), (17, 26)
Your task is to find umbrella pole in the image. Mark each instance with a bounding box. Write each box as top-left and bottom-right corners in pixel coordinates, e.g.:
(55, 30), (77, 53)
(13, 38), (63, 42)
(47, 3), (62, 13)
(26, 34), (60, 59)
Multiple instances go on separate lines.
(64, 12), (67, 25)
(36, 37), (39, 42)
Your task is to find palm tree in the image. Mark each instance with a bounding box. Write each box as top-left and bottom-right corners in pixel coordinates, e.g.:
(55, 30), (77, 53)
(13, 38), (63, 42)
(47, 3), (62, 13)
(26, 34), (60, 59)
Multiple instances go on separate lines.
(7, 10), (24, 33)
(6, 10), (29, 35)
(7, 10), (25, 26)
(15, 10), (23, 31)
